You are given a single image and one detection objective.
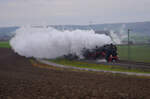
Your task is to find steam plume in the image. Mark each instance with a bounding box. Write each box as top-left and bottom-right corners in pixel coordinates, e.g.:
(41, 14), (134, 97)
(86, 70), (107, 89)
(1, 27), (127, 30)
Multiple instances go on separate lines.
(10, 26), (112, 59)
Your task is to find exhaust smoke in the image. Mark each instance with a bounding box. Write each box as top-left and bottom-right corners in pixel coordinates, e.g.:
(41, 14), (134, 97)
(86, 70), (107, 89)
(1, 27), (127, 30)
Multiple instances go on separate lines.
(10, 26), (113, 59)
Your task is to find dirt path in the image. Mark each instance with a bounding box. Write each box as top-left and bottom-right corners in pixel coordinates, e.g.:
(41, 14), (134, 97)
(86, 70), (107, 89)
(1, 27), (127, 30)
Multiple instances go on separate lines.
(38, 59), (150, 77)
(1, 48), (150, 99)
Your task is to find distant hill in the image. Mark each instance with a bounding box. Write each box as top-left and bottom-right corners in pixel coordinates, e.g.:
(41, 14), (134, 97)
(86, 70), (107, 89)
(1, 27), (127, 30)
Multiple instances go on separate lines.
(0, 26), (19, 41)
(0, 21), (150, 41)
(91, 21), (150, 35)
(50, 21), (150, 35)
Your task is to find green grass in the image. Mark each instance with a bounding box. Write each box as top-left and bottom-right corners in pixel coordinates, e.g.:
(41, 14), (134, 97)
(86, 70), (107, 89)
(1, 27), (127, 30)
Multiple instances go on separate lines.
(117, 45), (150, 63)
(49, 58), (150, 74)
(1, 41), (149, 63)
(0, 41), (10, 48)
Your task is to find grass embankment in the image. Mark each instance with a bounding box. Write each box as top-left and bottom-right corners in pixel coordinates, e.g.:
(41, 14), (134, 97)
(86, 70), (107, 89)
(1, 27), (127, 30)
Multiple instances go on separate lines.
(49, 58), (150, 74)
(1, 41), (149, 63)
(117, 45), (150, 63)
(0, 41), (10, 48)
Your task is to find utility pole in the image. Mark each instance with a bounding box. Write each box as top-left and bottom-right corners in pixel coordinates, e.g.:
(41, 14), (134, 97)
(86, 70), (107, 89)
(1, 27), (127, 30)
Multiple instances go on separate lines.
(128, 29), (131, 61)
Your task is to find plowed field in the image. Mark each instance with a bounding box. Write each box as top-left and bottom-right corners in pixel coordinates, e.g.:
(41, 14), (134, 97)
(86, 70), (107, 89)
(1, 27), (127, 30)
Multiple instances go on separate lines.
(0, 48), (150, 99)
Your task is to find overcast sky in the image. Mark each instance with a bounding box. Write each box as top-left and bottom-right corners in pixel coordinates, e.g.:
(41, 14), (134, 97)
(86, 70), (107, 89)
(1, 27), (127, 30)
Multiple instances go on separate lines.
(0, 0), (150, 26)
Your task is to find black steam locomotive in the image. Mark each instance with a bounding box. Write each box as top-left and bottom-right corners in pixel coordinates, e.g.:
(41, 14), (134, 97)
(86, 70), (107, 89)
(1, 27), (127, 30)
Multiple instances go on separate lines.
(64, 43), (118, 62)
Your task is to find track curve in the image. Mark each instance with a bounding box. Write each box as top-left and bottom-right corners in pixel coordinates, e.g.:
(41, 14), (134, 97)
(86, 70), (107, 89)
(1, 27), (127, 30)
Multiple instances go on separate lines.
(38, 59), (150, 77)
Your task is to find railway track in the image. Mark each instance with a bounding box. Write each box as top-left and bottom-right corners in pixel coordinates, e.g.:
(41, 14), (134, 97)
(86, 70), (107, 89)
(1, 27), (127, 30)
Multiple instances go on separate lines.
(81, 59), (150, 70)
(38, 59), (150, 76)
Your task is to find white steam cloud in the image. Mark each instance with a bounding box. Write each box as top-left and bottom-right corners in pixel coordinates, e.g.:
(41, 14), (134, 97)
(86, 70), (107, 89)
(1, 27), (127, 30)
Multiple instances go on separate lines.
(10, 26), (113, 59)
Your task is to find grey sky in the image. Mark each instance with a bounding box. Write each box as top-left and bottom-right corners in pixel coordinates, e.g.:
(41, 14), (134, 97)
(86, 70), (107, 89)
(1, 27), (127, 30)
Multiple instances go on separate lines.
(0, 0), (150, 26)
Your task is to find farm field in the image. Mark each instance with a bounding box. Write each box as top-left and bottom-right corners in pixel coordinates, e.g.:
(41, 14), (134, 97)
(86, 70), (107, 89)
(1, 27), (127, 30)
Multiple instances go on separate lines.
(117, 45), (150, 63)
(0, 48), (150, 99)
(0, 41), (10, 48)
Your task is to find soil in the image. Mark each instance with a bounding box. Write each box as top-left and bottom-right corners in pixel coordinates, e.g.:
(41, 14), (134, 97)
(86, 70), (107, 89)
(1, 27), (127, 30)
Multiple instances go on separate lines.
(0, 48), (150, 99)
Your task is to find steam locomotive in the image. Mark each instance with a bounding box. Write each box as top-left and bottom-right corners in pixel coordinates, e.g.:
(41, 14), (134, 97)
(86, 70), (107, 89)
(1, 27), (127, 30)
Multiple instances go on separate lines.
(64, 43), (119, 62)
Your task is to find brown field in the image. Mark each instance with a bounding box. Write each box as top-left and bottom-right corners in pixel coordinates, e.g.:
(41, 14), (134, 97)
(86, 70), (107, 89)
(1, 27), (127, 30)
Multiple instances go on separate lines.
(0, 48), (150, 99)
